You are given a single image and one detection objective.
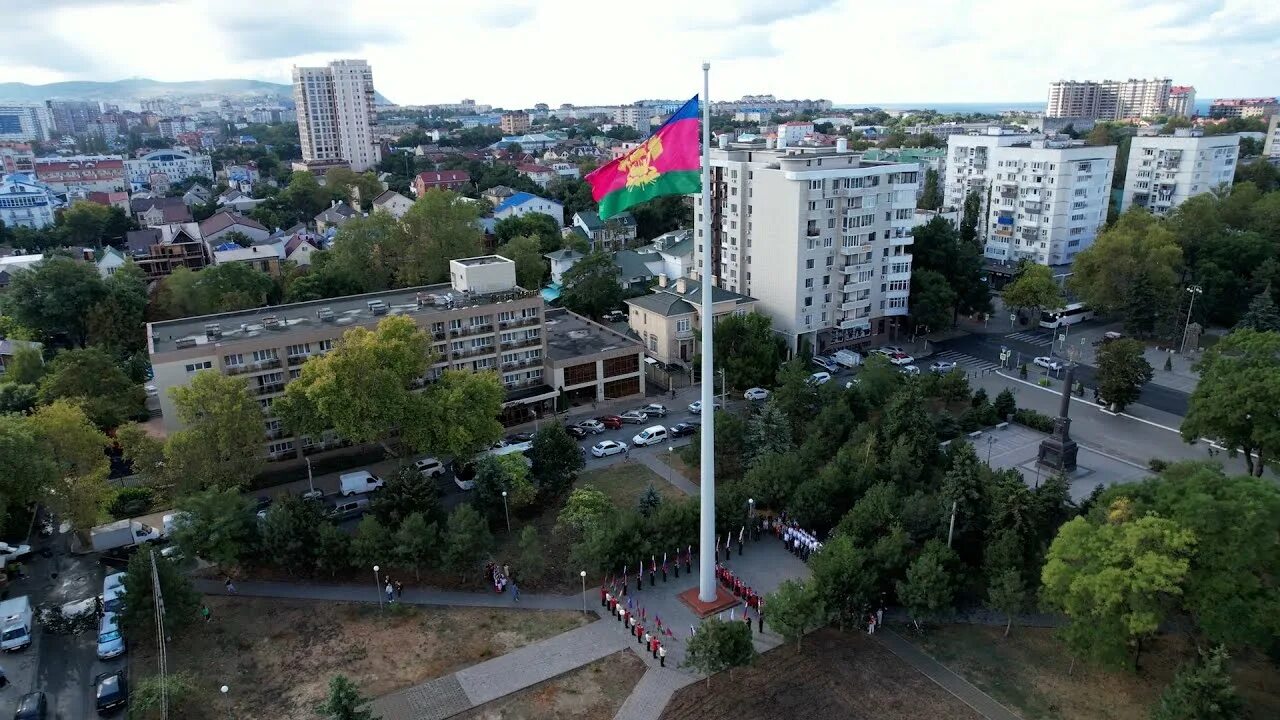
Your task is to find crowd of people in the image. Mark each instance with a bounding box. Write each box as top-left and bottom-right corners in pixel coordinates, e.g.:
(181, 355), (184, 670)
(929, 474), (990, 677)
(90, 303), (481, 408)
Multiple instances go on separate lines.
(601, 587), (671, 666)
(484, 561), (519, 600)
(770, 516), (822, 560)
(716, 563), (764, 632)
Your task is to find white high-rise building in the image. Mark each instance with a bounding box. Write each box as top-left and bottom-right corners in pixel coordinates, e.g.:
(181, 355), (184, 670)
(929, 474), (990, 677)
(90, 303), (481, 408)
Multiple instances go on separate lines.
(1122, 129), (1238, 216)
(292, 59), (381, 172)
(1265, 115), (1280, 161)
(945, 129), (1116, 266)
(1168, 86), (1196, 118)
(696, 138), (919, 354)
(0, 105), (53, 142)
(1046, 78), (1172, 120)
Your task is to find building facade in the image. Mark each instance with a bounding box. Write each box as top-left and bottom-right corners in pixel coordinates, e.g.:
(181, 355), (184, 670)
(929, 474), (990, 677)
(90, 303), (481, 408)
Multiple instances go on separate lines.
(45, 100), (101, 135)
(293, 59), (381, 172)
(1046, 78), (1172, 120)
(0, 143), (35, 175)
(0, 174), (59, 229)
(500, 111), (530, 135)
(413, 170), (471, 195)
(696, 140), (919, 354)
(543, 308), (646, 405)
(1121, 130), (1238, 215)
(125, 148), (214, 189)
(33, 155), (126, 194)
(612, 105), (654, 134)
(626, 275), (757, 366)
(1265, 115), (1280, 160)
(1168, 86), (1196, 118)
(0, 106), (53, 142)
(147, 256), (554, 460)
(1209, 98), (1279, 119)
(945, 129), (1116, 266)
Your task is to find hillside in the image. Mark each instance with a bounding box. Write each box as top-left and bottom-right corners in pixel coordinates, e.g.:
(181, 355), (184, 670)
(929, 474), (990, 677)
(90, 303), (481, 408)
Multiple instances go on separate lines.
(0, 78), (393, 105)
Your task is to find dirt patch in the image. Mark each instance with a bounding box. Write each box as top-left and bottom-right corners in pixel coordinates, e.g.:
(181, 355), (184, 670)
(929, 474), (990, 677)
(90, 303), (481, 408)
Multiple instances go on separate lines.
(912, 624), (1280, 720)
(660, 627), (982, 720)
(456, 650), (646, 720)
(130, 597), (590, 720)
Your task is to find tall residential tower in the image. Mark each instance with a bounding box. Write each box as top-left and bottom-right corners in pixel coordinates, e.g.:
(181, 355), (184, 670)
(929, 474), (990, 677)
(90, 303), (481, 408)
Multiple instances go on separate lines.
(292, 59), (380, 173)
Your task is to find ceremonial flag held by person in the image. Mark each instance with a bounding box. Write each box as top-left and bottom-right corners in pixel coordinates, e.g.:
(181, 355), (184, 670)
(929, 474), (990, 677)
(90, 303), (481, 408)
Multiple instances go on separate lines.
(584, 95), (701, 220)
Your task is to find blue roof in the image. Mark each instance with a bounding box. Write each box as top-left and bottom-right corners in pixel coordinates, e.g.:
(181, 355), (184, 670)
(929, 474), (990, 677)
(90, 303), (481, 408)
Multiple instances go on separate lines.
(494, 192), (541, 213)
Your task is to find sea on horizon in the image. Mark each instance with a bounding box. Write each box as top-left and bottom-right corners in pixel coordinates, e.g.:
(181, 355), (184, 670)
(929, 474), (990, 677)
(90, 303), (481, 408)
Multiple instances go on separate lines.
(834, 100), (1216, 115)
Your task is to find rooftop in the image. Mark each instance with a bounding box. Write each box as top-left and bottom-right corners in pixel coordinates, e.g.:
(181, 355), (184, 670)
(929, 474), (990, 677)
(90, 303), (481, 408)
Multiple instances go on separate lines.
(543, 308), (641, 362)
(149, 283), (537, 355)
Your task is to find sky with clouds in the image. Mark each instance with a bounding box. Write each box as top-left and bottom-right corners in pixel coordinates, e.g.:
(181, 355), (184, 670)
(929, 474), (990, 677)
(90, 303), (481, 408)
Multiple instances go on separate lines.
(3, 0), (1277, 107)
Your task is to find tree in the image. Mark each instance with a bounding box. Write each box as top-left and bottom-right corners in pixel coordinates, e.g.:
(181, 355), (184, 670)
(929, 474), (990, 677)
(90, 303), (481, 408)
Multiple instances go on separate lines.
(769, 359), (821, 442)
(1001, 263), (1064, 323)
(0, 414), (57, 529)
(909, 216), (991, 322)
(442, 504), (493, 577)
(994, 388), (1017, 420)
(1151, 645), (1244, 720)
(172, 489), (258, 568)
(546, 177), (596, 222)
(195, 262), (276, 312)
(1235, 290), (1280, 333)
(88, 262), (149, 356)
(1182, 329), (1280, 476)
(494, 213), (561, 253)
(918, 168), (942, 210)
(38, 347), (145, 429)
(279, 171), (331, 221)
(59, 200), (114, 246)
(742, 451), (806, 512)
(260, 495), (328, 574)
(393, 512), (438, 581)
(1071, 211), (1182, 336)
(398, 189), (487, 285)
(683, 618), (756, 687)
(370, 465), (442, 529)
(529, 422), (585, 502)
(473, 454), (536, 522)
(407, 370), (505, 460)
(896, 540), (957, 631)
(163, 371), (265, 491)
(809, 534), (879, 628)
(630, 195), (691, 239)
(276, 316), (432, 451)
(560, 250), (622, 318)
(959, 190), (982, 244)
(1096, 338), (1154, 412)
(764, 579), (824, 650)
(316, 675), (378, 720)
(555, 486), (615, 540)
(351, 516), (396, 570)
(2, 344), (44, 385)
(910, 269), (958, 332)
(495, 235), (546, 290)
(2, 254), (105, 346)
(713, 312), (782, 391)
(986, 567), (1027, 637)
(27, 401), (111, 529)
(516, 525), (546, 579)
(119, 550), (201, 637)
(1041, 507), (1195, 669)
(636, 483), (663, 518)
(743, 402), (794, 469)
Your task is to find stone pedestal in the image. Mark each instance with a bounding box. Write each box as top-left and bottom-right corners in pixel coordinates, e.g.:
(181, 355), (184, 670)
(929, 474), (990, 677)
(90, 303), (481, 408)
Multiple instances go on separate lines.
(1037, 365), (1079, 473)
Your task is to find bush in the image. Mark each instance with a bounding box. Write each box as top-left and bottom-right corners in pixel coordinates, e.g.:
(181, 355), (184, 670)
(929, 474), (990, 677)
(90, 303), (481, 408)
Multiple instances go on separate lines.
(1012, 408), (1055, 433)
(933, 411), (960, 440)
(133, 672), (198, 713)
(959, 406), (985, 432)
(1037, 377), (1052, 387)
(1019, 363), (1029, 379)
(994, 389), (1016, 420)
(1148, 458), (1169, 472)
(978, 402), (1000, 426)
(109, 487), (155, 519)
(970, 388), (989, 408)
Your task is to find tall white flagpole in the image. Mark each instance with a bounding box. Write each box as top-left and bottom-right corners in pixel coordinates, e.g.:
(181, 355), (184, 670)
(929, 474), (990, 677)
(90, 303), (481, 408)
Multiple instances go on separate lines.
(698, 61), (717, 603)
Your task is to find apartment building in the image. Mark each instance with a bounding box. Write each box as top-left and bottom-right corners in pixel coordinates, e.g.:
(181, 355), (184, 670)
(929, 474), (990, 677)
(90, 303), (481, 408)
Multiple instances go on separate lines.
(500, 111), (530, 135)
(696, 138), (920, 354)
(1168, 86), (1196, 118)
(1121, 129), (1238, 215)
(292, 59), (381, 172)
(124, 148), (214, 189)
(147, 256), (555, 460)
(0, 106), (53, 142)
(1265, 115), (1280, 160)
(0, 143), (35, 175)
(626, 274), (757, 367)
(0, 174), (60, 229)
(1209, 97), (1279, 119)
(45, 100), (100, 135)
(612, 105), (655, 134)
(1046, 78), (1171, 120)
(945, 129), (1116, 266)
(33, 155), (126, 194)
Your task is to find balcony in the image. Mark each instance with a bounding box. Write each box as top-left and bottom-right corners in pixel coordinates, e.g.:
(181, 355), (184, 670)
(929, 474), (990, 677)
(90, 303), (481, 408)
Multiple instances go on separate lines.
(249, 358), (282, 371)
(839, 300), (863, 312)
(992, 227), (1014, 238)
(674, 329), (695, 340)
(499, 317), (540, 329)
(999, 187), (1018, 199)
(264, 427), (287, 440)
(501, 337), (543, 351)
(883, 306), (909, 317)
(286, 355), (311, 366)
(842, 280), (871, 293)
(253, 382), (285, 396)
(224, 364), (247, 375)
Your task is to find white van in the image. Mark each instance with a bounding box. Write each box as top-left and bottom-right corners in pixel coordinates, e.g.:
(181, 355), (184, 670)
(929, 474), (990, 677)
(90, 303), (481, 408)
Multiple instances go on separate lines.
(339, 471), (384, 497)
(0, 596), (32, 651)
(632, 425), (668, 447)
(833, 349), (863, 368)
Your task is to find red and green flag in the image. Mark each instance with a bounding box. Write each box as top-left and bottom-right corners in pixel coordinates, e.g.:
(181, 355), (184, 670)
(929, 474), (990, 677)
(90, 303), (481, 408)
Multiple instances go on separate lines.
(585, 95), (701, 220)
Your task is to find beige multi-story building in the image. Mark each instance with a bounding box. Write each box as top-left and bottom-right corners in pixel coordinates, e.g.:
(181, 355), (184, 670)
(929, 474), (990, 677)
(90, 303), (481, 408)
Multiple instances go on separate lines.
(696, 138), (919, 355)
(147, 256), (556, 461)
(1122, 129), (1238, 216)
(1046, 78), (1172, 120)
(1168, 86), (1196, 118)
(500, 111), (530, 135)
(626, 275), (757, 367)
(293, 59), (381, 172)
(612, 105), (655, 134)
(1265, 115), (1280, 160)
(1209, 97), (1279, 119)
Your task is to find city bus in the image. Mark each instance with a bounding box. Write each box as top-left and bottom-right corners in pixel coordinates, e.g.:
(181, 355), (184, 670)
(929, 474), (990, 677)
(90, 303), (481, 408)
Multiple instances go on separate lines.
(1039, 303), (1094, 329)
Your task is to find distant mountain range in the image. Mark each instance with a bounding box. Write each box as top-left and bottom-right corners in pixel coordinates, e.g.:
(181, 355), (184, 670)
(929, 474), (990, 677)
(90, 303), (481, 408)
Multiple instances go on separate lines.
(0, 78), (394, 105)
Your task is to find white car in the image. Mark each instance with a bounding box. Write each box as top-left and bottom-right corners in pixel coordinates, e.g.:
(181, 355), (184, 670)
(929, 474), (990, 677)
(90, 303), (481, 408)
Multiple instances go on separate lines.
(161, 512), (190, 538)
(880, 346), (905, 356)
(414, 457), (445, 478)
(1034, 356), (1064, 371)
(639, 403), (668, 417)
(688, 400), (720, 414)
(887, 352), (915, 366)
(619, 410), (649, 424)
(929, 360), (957, 374)
(576, 419), (606, 435)
(0, 542), (32, 563)
(632, 425), (668, 446)
(96, 612), (125, 660)
(744, 387), (769, 401)
(900, 365), (921, 376)
(591, 440), (628, 458)
(811, 355), (838, 372)
(807, 371), (832, 385)
(103, 572), (126, 594)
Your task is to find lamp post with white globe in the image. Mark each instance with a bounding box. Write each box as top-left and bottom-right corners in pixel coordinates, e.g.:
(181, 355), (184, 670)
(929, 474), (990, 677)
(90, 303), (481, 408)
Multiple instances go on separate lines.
(373, 565), (383, 610)
(579, 570), (587, 615)
(502, 490), (511, 534)
(220, 684), (231, 720)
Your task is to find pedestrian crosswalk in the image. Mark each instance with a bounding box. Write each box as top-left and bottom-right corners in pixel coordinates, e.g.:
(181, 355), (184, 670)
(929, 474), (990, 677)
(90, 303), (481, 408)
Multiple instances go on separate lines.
(1005, 331), (1054, 347)
(931, 350), (1003, 373)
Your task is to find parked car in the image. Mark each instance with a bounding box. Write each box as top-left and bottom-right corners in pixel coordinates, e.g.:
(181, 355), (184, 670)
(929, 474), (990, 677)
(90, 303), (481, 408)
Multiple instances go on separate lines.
(96, 613), (125, 660)
(602, 310), (627, 323)
(102, 585), (126, 614)
(928, 360), (957, 374)
(326, 497), (371, 521)
(833, 349), (863, 368)
(669, 422), (699, 438)
(688, 400), (720, 414)
(591, 440), (628, 458)
(13, 691), (47, 720)
(743, 387), (769, 401)
(339, 471), (384, 497)
(1034, 356), (1064, 371)
(564, 425), (587, 439)
(0, 542), (32, 564)
(576, 419), (606, 434)
(811, 355), (838, 372)
(886, 352), (915, 366)
(94, 669), (128, 715)
(632, 425), (668, 447)
(414, 457), (446, 478)
(505, 432), (534, 444)
(103, 572), (125, 594)
(597, 415), (623, 430)
(900, 365), (921, 376)
(879, 346), (905, 356)
(619, 410), (649, 424)
(808, 371), (832, 385)
(1094, 330), (1124, 346)
(639, 403), (668, 417)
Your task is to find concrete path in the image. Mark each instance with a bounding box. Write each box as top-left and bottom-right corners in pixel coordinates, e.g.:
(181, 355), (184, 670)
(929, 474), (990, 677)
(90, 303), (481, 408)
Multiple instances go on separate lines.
(192, 577), (585, 611)
(613, 668), (699, 720)
(635, 451), (698, 495)
(874, 628), (1023, 720)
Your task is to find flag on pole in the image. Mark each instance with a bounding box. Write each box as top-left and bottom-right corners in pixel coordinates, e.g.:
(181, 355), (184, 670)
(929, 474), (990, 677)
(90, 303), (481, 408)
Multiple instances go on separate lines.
(584, 95), (702, 220)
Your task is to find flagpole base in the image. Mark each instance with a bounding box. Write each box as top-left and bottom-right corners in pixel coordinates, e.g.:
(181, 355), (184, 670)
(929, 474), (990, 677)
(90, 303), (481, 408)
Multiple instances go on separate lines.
(677, 586), (738, 618)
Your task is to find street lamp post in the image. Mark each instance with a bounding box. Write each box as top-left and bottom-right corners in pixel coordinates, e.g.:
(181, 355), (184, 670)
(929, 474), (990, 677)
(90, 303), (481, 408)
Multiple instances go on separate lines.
(221, 684), (231, 720)
(986, 435), (996, 465)
(579, 570), (587, 615)
(373, 565), (382, 610)
(718, 368), (727, 410)
(748, 498), (755, 541)
(502, 491), (511, 534)
(305, 457), (316, 498)
(1180, 285), (1203, 355)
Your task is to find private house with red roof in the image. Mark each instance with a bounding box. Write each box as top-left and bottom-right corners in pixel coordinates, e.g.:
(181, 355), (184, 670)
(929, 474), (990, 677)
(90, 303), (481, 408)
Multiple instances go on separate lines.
(33, 155), (126, 194)
(413, 170), (471, 196)
(517, 163), (556, 188)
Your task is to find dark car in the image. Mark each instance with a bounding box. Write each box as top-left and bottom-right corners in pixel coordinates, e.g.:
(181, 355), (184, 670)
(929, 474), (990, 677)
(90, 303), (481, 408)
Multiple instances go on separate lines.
(670, 422), (699, 438)
(94, 669), (128, 715)
(14, 691), (48, 720)
(254, 496), (272, 512)
(597, 415), (623, 430)
(505, 432), (534, 444)
(564, 425), (587, 440)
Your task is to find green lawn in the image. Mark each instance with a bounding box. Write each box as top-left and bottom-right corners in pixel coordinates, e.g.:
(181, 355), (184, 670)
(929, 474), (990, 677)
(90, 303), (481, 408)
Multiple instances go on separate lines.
(576, 462), (685, 509)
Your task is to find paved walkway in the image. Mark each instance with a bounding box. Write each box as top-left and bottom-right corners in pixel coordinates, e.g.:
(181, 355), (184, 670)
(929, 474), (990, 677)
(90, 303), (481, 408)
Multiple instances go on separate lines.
(874, 628), (1023, 720)
(193, 577), (585, 611)
(635, 450), (698, 495)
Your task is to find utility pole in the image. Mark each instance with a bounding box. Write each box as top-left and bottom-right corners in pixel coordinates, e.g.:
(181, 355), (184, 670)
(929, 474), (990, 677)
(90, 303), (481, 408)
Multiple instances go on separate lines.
(947, 500), (957, 548)
(1180, 285), (1202, 354)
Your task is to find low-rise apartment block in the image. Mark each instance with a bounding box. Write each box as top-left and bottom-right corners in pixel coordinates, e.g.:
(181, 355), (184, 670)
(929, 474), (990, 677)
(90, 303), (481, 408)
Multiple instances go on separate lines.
(626, 275), (757, 367)
(543, 308), (645, 405)
(1121, 129), (1238, 216)
(1209, 97), (1278, 119)
(125, 148), (214, 190)
(945, 129), (1115, 266)
(0, 174), (60, 229)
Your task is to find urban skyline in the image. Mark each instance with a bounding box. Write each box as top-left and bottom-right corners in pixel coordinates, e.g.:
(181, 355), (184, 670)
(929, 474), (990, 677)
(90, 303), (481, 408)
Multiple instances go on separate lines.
(3, 0), (1277, 108)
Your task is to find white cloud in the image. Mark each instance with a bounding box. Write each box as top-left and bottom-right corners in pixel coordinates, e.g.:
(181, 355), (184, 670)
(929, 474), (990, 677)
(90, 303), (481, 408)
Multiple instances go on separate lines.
(0, 0), (1273, 106)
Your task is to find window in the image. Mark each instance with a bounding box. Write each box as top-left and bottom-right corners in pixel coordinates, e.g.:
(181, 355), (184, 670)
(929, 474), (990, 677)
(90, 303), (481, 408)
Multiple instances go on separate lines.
(224, 353), (243, 366)
(564, 362), (597, 385)
(808, 201), (817, 211)
(804, 297), (813, 307)
(806, 259), (815, 269)
(185, 361), (212, 373)
(804, 278), (814, 289)
(676, 319), (691, 332)
(251, 349), (277, 363)
(603, 354), (639, 377)
(286, 343), (310, 356)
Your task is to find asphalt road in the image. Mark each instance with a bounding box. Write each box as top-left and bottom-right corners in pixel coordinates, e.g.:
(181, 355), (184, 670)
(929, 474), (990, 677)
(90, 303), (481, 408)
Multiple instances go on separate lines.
(936, 330), (1191, 417)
